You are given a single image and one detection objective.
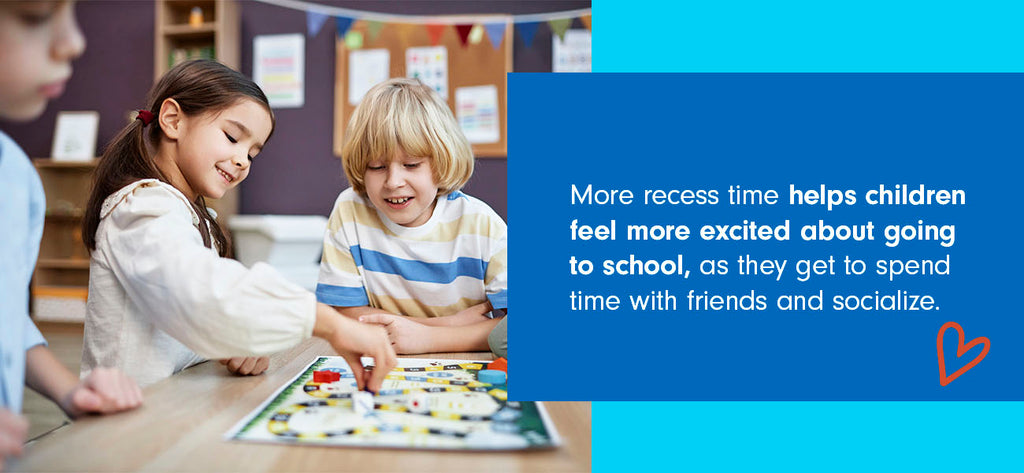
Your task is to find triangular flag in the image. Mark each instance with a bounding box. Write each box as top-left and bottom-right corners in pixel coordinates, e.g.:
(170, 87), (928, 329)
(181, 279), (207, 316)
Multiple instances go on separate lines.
(307, 11), (328, 38)
(580, 14), (592, 31)
(455, 24), (474, 46)
(468, 24), (485, 45)
(517, 22), (539, 48)
(484, 23), (506, 49)
(367, 20), (385, 41)
(335, 16), (354, 38)
(548, 18), (571, 42)
(425, 24), (446, 46)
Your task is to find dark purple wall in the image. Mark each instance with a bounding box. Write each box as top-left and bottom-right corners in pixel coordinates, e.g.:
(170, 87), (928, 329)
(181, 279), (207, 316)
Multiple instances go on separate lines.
(1, 0), (590, 221)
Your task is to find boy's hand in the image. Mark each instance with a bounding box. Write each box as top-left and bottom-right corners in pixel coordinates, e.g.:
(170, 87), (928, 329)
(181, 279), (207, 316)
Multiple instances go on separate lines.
(315, 304), (397, 393)
(61, 367), (143, 419)
(0, 408), (28, 471)
(359, 313), (435, 355)
(219, 357), (270, 376)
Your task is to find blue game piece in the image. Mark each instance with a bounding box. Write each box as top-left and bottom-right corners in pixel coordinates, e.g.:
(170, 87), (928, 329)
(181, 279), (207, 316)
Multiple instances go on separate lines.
(478, 369), (506, 384)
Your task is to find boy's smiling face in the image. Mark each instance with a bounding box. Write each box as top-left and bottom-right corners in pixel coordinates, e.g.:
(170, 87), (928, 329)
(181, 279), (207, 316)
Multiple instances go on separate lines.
(0, 1), (85, 121)
(364, 151), (439, 227)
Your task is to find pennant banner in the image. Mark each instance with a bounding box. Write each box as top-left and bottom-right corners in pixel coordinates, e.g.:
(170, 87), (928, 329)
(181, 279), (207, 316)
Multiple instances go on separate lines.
(307, 11), (328, 37)
(548, 18), (571, 42)
(335, 16), (354, 37)
(367, 20), (385, 41)
(484, 23), (506, 50)
(425, 23), (447, 46)
(455, 24), (474, 47)
(468, 24), (485, 45)
(579, 14), (591, 31)
(517, 22), (540, 48)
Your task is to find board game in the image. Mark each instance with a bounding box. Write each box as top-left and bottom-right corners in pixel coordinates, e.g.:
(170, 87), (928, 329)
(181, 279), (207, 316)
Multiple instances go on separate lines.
(225, 356), (559, 450)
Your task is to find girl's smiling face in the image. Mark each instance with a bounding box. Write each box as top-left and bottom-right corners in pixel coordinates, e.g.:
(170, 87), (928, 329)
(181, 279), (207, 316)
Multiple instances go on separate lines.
(0, 1), (85, 121)
(363, 151), (439, 227)
(162, 98), (272, 201)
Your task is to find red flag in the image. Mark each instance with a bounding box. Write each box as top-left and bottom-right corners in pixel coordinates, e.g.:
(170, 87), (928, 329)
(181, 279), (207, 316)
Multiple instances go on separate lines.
(455, 24), (474, 46)
(425, 24), (446, 46)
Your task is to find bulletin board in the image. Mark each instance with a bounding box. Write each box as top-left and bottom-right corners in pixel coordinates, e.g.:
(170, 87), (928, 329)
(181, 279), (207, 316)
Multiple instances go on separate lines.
(334, 18), (513, 158)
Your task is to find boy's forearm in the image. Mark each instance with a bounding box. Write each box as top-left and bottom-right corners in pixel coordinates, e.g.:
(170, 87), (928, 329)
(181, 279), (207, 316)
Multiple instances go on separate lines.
(334, 305), (396, 320)
(419, 302), (494, 327)
(24, 346), (80, 415)
(425, 317), (503, 352)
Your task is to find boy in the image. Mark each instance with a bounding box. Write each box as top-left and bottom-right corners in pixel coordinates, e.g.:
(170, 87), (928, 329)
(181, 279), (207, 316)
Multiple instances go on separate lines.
(317, 78), (507, 355)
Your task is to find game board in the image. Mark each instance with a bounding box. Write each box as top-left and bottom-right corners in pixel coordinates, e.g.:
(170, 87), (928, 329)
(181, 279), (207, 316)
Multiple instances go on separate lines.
(225, 356), (559, 450)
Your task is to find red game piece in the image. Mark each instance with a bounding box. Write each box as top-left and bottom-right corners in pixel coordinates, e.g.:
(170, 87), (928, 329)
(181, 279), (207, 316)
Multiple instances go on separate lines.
(488, 357), (507, 373)
(313, 370), (341, 383)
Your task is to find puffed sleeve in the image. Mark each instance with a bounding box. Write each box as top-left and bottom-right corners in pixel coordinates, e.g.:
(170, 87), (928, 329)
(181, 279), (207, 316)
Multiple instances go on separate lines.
(96, 183), (315, 358)
(315, 192), (370, 306)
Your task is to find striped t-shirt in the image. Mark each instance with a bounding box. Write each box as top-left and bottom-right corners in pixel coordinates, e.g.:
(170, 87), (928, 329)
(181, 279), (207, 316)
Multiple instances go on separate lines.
(316, 188), (507, 318)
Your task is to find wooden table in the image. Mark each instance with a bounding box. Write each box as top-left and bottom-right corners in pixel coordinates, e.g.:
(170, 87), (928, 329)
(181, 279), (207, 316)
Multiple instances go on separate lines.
(11, 339), (590, 472)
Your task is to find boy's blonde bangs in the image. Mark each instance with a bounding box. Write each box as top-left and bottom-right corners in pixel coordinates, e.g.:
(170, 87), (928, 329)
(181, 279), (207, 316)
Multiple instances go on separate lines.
(341, 78), (474, 195)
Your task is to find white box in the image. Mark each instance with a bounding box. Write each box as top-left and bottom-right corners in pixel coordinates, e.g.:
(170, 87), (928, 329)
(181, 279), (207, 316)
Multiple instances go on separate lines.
(229, 215), (328, 267)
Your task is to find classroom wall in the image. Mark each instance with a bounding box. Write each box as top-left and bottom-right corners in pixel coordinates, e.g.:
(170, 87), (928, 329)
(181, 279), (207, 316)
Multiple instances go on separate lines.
(0, 0), (591, 221)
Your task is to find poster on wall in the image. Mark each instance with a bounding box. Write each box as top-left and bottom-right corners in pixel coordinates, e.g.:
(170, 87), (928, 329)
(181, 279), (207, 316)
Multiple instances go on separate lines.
(553, 30), (592, 73)
(455, 85), (500, 144)
(253, 34), (305, 108)
(348, 49), (390, 105)
(406, 46), (449, 99)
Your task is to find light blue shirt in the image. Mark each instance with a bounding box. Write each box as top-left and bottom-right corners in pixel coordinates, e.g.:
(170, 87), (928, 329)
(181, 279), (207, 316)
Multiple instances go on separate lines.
(0, 130), (48, 413)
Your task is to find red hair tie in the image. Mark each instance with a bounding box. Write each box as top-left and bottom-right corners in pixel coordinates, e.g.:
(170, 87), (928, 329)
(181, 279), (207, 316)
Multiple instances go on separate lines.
(136, 110), (154, 126)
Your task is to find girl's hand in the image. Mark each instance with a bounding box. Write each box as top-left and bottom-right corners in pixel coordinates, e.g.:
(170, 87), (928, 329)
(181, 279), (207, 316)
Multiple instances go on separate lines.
(61, 367), (144, 418)
(314, 304), (397, 393)
(359, 314), (435, 355)
(219, 357), (270, 376)
(0, 408), (28, 471)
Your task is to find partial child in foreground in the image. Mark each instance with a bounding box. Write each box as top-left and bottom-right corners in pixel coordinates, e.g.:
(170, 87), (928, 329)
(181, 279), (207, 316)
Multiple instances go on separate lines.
(80, 59), (396, 389)
(317, 78), (507, 355)
(1, 2), (141, 469)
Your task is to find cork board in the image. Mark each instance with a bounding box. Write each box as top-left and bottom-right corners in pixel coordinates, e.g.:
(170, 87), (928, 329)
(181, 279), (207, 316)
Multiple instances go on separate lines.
(334, 19), (513, 158)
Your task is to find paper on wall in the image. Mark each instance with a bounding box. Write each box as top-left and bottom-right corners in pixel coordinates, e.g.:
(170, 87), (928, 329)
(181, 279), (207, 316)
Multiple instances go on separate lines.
(455, 85), (500, 144)
(406, 46), (448, 100)
(348, 49), (390, 105)
(253, 34), (305, 108)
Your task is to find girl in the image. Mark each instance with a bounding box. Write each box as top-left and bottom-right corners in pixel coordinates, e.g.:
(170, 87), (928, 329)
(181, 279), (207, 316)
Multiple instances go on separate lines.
(1, 1), (141, 467)
(316, 78), (508, 355)
(80, 59), (395, 389)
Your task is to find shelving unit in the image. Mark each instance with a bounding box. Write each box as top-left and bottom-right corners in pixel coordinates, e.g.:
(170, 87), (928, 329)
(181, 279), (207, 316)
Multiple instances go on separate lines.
(155, 0), (241, 222)
(32, 159), (98, 323)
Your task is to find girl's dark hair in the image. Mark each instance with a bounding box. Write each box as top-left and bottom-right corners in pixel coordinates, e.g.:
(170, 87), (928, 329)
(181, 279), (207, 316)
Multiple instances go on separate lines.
(83, 59), (274, 257)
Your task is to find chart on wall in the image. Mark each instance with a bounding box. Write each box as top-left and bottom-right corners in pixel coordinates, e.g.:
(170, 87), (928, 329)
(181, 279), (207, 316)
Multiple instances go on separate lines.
(406, 46), (449, 100)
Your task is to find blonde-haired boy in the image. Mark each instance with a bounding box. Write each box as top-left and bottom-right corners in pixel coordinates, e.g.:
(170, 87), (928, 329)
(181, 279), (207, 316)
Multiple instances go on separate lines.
(317, 78), (507, 355)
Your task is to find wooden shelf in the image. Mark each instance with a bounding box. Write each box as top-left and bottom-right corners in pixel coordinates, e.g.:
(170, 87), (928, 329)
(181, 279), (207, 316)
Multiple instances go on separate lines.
(162, 23), (217, 36)
(37, 259), (90, 270)
(44, 213), (85, 221)
(33, 158), (99, 169)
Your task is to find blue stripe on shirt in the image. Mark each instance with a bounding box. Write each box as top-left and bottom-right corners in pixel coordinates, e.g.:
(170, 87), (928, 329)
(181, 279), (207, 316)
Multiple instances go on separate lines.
(351, 245), (488, 284)
(487, 289), (507, 310)
(316, 283), (370, 307)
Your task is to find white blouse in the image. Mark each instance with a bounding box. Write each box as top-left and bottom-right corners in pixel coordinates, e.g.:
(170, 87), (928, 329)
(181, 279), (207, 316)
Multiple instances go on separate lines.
(81, 180), (316, 386)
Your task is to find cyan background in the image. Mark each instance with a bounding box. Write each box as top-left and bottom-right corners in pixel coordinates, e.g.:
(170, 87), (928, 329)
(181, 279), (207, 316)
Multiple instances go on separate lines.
(584, 0), (1024, 470)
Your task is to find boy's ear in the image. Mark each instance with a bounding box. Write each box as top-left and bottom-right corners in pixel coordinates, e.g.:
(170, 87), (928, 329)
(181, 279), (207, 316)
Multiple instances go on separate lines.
(158, 98), (183, 140)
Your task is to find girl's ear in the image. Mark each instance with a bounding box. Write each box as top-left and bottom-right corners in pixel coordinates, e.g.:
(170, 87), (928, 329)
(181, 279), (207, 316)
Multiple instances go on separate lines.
(158, 98), (183, 140)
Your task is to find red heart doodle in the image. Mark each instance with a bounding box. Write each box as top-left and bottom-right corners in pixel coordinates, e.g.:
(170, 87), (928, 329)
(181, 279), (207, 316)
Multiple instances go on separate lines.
(936, 321), (990, 386)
